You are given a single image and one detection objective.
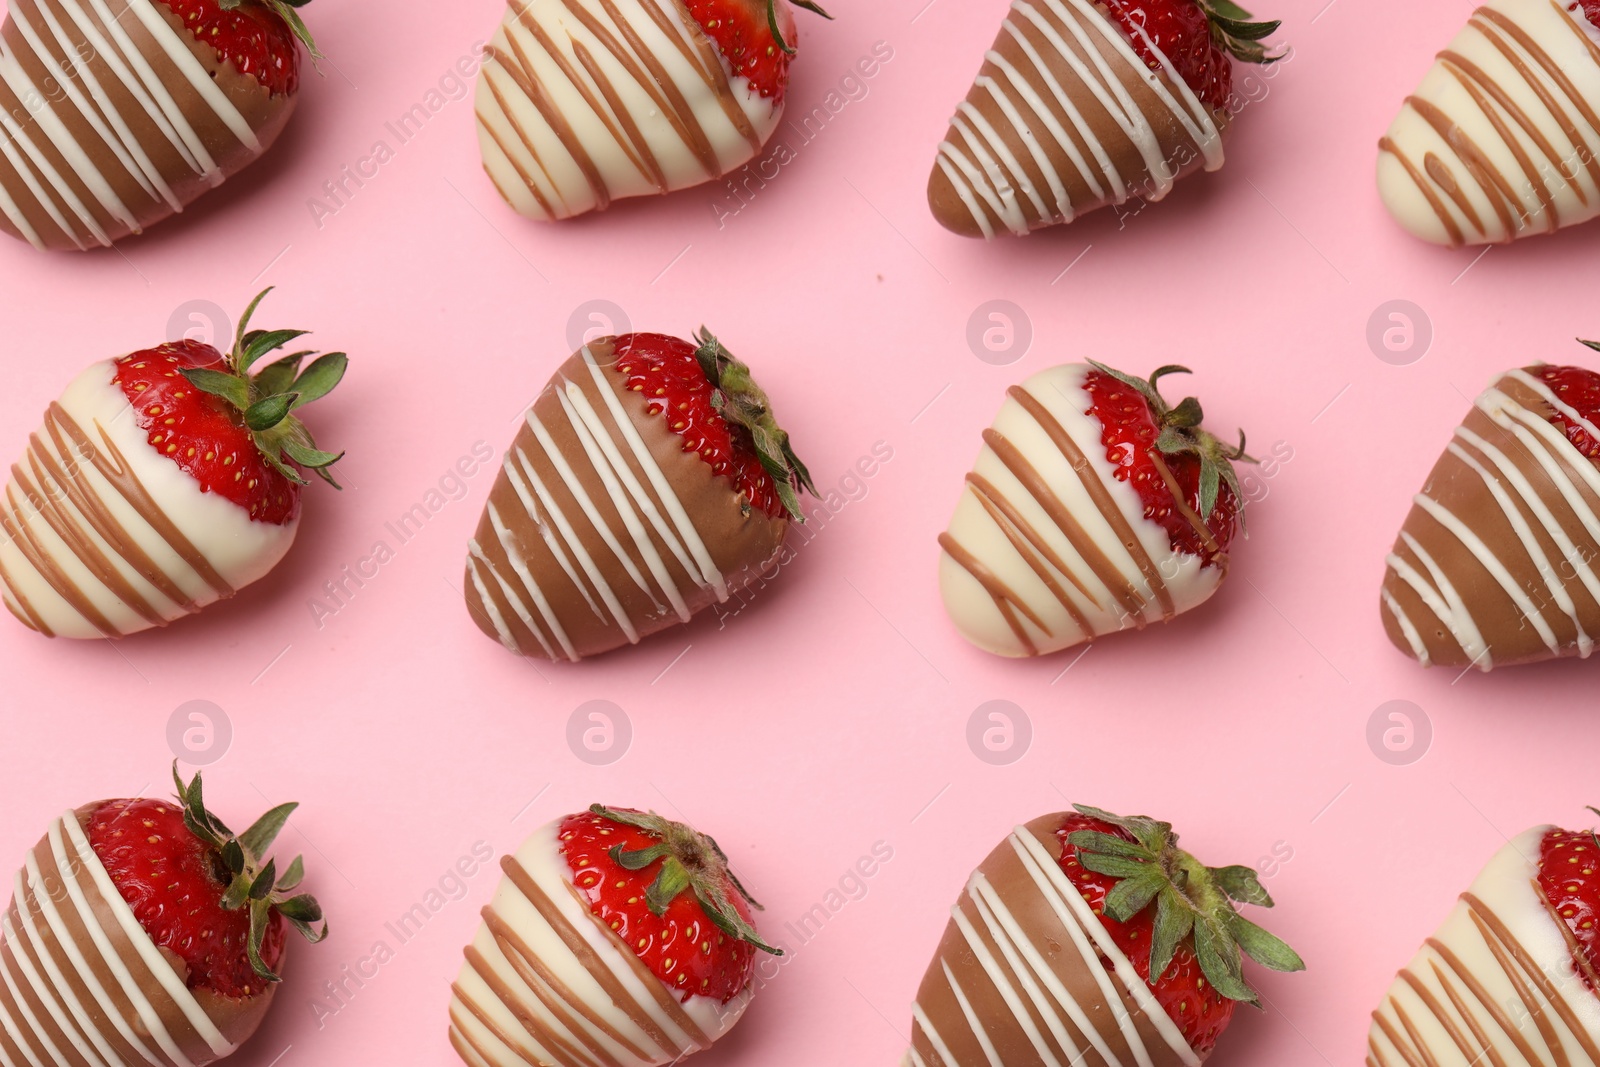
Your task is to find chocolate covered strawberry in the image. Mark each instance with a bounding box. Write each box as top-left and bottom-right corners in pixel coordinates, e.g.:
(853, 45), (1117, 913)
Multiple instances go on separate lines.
(465, 328), (813, 661)
(0, 766), (327, 1067)
(927, 0), (1282, 237)
(450, 805), (776, 1067)
(0, 0), (321, 251)
(907, 805), (1304, 1066)
(940, 361), (1251, 657)
(1381, 346), (1600, 670)
(475, 0), (831, 221)
(1369, 809), (1600, 1065)
(0, 288), (347, 639)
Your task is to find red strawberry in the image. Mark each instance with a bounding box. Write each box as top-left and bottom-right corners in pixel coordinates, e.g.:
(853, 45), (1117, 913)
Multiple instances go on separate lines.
(113, 288), (347, 525)
(683, 0), (833, 101)
(1059, 805), (1304, 1055)
(1099, 0), (1282, 111)
(1537, 809), (1600, 989)
(1537, 350), (1600, 461)
(160, 0), (320, 97)
(612, 330), (815, 521)
(560, 806), (777, 1003)
(88, 765), (328, 999)
(1083, 362), (1250, 568)
(1573, 2), (1600, 26)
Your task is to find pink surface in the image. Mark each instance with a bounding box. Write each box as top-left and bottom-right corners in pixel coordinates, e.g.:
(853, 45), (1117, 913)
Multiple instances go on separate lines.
(0, 0), (1595, 1063)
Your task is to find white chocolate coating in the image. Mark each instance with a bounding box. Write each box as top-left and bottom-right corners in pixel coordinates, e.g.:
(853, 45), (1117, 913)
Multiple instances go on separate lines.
(0, 811), (254, 1067)
(449, 819), (749, 1067)
(1377, 0), (1600, 247)
(0, 361), (297, 639)
(474, 0), (782, 221)
(1368, 827), (1600, 1067)
(938, 365), (1223, 658)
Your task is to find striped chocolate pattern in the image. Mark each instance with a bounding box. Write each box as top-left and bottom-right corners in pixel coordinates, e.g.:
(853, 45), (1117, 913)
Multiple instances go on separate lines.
(0, 810), (264, 1067)
(474, 0), (782, 222)
(449, 819), (747, 1067)
(0, 362), (297, 640)
(926, 0), (1226, 238)
(463, 341), (786, 662)
(1368, 827), (1600, 1067)
(1377, 0), (1600, 247)
(905, 816), (1198, 1067)
(0, 0), (293, 251)
(1380, 369), (1600, 671)
(938, 364), (1223, 658)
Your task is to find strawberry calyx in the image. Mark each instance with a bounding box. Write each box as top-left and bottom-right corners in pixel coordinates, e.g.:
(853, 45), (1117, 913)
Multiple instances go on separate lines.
(178, 287), (346, 490)
(1087, 360), (1251, 529)
(588, 805), (781, 957)
(1195, 0), (1283, 67)
(692, 328), (816, 522)
(767, 0), (832, 56)
(171, 763), (328, 983)
(1066, 804), (1303, 1008)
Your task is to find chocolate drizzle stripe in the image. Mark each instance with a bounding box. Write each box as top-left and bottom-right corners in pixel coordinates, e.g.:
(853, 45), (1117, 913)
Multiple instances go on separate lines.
(477, 0), (774, 221)
(932, 0), (1222, 237)
(496, 857), (695, 1057)
(477, 911), (640, 1064)
(965, 472), (1097, 634)
(453, 960), (600, 1067)
(0, 814), (236, 1067)
(1381, 371), (1600, 668)
(1379, 0), (1600, 247)
(907, 823), (1199, 1067)
(1, 399), (240, 638)
(0, 0), (256, 249)
(937, 532), (1046, 656)
(1009, 386), (1174, 617)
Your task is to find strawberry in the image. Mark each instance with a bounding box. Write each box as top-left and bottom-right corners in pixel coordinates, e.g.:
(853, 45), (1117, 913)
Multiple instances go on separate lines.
(684, 0), (833, 101)
(1538, 348), (1600, 461)
(160, 0), (320, 97)
(1083, 362), (1250, 568)
(560, 806), (777, 1003)
(611, 330), (814, 521)
(1099, 0), (1282, 111)
(115, 288), (347, 525)
(1059, 806), (1304, 1055)
(89, 765), (328, 998)
(1537, 809), (1600, 990)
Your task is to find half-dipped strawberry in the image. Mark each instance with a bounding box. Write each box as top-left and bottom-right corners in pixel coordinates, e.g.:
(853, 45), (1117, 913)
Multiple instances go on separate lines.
(475, 0), (831, 220)
(0, 766), (327, 1066)
(0, 0), (321, 250)
(907, 805), (1304, 1066)
(928, 0), (1282, 236)
(450, 805), (776, 1067)
(940, 362), (1251, 657)
(1381, 345), (1600, 670)
(465, 328), (813, 661)
(0, 288), (348, 639)
(1370, 809), (1600, 1065)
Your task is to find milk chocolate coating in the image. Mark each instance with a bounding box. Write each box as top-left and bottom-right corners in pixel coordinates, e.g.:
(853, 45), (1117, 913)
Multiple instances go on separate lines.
(1380, 368), (1600, 671)
(905, 815), (1197, 1067)
(0, 0), (295, 251)
(464, 339), (789, 662)
(0, 805), (276, 1067)
(926, 0), (1229, 239)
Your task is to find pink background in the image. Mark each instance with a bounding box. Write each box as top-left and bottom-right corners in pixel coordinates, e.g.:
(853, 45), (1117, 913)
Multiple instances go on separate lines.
(0, 0), (1596, 1063)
